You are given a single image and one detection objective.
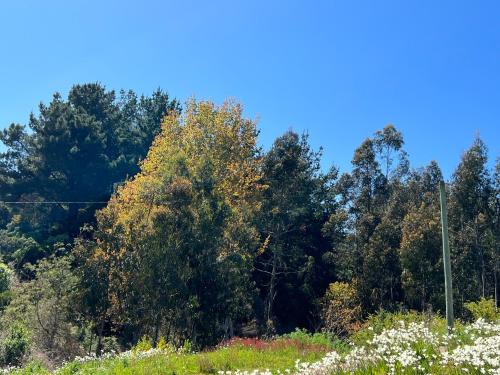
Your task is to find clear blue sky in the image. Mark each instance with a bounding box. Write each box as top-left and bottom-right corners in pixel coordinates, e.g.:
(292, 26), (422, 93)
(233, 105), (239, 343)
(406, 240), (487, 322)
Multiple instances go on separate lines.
(0, 0), (498, 178)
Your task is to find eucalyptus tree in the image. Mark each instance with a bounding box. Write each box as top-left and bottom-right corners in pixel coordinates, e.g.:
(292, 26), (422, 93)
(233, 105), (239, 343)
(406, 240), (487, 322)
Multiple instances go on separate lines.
(448, 138), (494, 309)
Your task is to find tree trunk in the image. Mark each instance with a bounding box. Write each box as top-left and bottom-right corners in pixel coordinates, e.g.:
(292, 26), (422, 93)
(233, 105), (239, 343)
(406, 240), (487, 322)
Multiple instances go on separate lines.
(266, 252), (278, 333)
(95, 320), (105, 355)
(494, 268), (498, 307)
(153, 314), (162, 347)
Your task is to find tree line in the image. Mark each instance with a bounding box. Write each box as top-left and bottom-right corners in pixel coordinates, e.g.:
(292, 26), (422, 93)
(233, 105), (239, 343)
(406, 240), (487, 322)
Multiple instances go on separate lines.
(0, 83), (498, 364)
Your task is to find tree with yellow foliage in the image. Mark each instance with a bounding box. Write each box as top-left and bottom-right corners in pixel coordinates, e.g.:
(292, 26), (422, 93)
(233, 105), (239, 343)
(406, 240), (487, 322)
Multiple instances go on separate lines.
(80, 99), (263, 348)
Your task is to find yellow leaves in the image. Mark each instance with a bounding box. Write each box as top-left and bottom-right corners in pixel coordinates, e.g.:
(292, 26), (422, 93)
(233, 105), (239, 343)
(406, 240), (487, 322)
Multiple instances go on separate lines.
(88, 246), (108, 263)
(86, 98), (264, 325)
(257, 234), (271, 256)
(92, 98), (263, 267)
(400, 202), (441, 254)
(155, 99), (261, 212)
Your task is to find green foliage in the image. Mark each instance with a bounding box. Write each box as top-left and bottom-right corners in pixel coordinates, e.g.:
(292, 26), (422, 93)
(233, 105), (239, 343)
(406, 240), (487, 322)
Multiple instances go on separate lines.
(282, 328), (347, 352)
(85, 99), (263, 349)
(400, 196), (444, 311)
(334, 129), (498, 319)
(0, 262), (12, 312)
(11, 313), (496, 374)
(448, 138), (496, 313)
(359, 219), (402, 310)
(464, 298), (499, 322)
(0, 84), (179, 269)
(374, 124), (406, 178)
(181, 339), (192, 354)
(133, 336), (152, 353)
(0, 262), (10, 292)
(256, 131), (338, 333)
(155, 337), (173, 352)
(197, 355), (216, 373)
(0, 231), (44, 277)
(345, 134), (396, 312)
(1, 324), (30, 366)
(351, 310), (447, 347)
(7, 361), (49, 375)
(1, 255), (80, 362)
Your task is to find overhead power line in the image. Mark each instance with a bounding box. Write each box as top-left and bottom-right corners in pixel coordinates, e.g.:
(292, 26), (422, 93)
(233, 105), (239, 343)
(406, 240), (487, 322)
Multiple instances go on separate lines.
(0, 201), (109, 204)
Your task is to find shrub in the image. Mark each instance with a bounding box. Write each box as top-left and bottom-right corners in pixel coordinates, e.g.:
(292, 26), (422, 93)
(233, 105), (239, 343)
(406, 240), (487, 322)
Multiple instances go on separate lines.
(155, 336), (176, 352)
(101, 336), (120, 354)
(464, 298), (499, 322)
(156, 336), (167, 350)
(132, 335), (152, 352)
(0, 262), (11, 311)
(283, 328), (343, 351)
(1, 324), (30, 366)
(364, 309), (426, 332)
(181, 339), (192, 353)
(320, 282), (362, 337)
(0, 263), (10, 293)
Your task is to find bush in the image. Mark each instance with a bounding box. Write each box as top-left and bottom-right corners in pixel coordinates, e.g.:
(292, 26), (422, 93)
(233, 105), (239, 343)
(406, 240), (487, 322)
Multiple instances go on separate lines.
(132, 335), (152, 352)
(181, 339), (192, 353)
(0, 263), (10, 293)
(1, 324), (30, 366)
(464, 298), (499, 322)
(283, 328), (343, 350)
(0, 262), (11, 311)
(155, 336), (175, 352)
(156, 336), (167, 350)
(320, 282), (362, 337)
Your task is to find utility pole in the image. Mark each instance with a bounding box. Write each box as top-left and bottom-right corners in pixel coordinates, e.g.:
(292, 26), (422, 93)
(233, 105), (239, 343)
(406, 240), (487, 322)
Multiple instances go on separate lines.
(439, 180), (454, 330)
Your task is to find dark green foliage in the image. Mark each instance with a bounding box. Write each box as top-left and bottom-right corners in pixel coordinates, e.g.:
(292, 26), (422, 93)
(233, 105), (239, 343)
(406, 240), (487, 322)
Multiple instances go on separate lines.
(0, 262), (11, 312)
(0, 231), (45, 277)
(332, 128), (498, 318)
(255, 131), (338, 333)
(448, 138), (497, 312)
(0, 83), (179, 272)
(1, 324), (30, 366)
(0, 263), (10, 293)
(400, 197), (444, 311)
(335, 129), (400, 313)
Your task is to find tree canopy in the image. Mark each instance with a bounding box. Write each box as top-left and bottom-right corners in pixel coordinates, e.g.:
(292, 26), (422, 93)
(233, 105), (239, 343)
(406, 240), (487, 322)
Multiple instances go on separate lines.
(0, 83), (179, 271)
(0, 89), (498, 363)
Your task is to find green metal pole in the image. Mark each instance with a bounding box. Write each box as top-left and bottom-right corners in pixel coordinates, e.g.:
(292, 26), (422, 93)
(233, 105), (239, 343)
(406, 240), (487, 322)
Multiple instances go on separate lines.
(439, 180), (454, 330)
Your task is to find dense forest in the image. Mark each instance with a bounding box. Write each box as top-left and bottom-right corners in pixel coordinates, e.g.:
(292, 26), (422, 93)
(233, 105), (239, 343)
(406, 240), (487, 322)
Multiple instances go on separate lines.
(0, 83), (498, 367)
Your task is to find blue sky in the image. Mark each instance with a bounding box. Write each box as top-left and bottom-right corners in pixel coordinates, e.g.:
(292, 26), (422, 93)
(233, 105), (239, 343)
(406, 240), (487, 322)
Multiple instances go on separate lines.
(0, 0), (498, 178)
